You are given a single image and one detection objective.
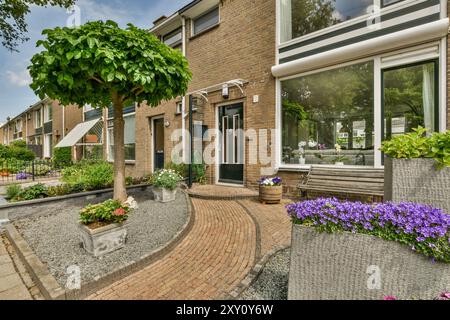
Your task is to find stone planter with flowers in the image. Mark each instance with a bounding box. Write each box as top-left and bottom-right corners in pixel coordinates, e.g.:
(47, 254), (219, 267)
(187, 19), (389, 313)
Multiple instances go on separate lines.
(259, 177), (283, 204)
(79, 196), (138, 257)
(152, 169), (183, 203)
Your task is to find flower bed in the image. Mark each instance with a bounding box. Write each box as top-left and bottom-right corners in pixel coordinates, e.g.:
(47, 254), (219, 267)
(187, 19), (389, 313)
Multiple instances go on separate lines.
(286, 198), (450, 262)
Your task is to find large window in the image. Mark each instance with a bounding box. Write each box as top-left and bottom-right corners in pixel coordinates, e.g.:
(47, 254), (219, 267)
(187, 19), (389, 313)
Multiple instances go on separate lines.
(44, 104), (52, 122)
(192, 6), (219, 36)
(280, 0), (405, 43)
(383, 60), (438, 139)
(281, 62), (375, 166)
(107, 114), (136, 162)
(163, 28), (182, 48)
(35, 108), (43, 128)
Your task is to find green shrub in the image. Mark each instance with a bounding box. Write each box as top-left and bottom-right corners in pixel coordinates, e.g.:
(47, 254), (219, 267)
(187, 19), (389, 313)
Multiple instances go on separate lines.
(192, 164), (206, 184)
(381, 127), (450, 168)
(62, 160), (113, 191)
(165, 162), (187, 178)
(80, 200), (130, 225)
(10, 140), (27, 148)
(46, 184), (73, 197)
(0, 145), (11, 158)
(13, 184), (48, 201)
(5, 184), (22, 200)
(53, 147), (72, 168)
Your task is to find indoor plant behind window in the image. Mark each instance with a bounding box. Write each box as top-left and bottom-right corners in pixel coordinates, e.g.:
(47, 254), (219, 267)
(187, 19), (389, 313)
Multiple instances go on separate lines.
(152, 169), (183, 203)
(79, 196), (138, 257)
(259, 176), (283, 204)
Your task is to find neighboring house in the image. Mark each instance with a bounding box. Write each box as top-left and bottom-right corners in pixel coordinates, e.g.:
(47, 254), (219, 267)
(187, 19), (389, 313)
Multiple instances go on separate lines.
(0, 99), (83, 159)
(122, 0), (449, 194)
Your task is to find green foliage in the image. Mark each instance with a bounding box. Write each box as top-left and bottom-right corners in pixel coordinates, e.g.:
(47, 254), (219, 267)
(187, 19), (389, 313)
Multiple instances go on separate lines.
(165, 162), (187, 178)
(381, 127), (450, 168)
(29, 20), (192, 109)
(152, 169), (183, 191)
(13, 184), (48, 202)
(62, 160), (113, 191)
(80, 200), (130, 225)
(0, 142), (35, 161)
(164, 162), (207, 184)
(0, 0), (75, 51)
(53, 147), (72, 167)
(46, 184), (73, 197)
(5, 184), (22, 200)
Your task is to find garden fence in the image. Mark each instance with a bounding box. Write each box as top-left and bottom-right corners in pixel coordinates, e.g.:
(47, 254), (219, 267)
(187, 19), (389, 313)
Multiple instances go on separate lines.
(0, 159), (68, 184)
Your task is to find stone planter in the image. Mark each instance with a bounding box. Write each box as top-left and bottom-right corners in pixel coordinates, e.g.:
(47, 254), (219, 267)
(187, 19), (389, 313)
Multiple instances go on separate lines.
(259, 185), (282, 204)
(384, 158), (450, 214)
(79, 222), (128, 257)
(334, 162), (345, 166)
(289, 224), (450, 300)
(153, 188), (177, 203)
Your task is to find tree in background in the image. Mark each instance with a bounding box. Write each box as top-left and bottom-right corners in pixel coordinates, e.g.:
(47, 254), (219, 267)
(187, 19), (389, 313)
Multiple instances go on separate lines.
(29, 20), (192, 201)
(0, 0), (75, 51)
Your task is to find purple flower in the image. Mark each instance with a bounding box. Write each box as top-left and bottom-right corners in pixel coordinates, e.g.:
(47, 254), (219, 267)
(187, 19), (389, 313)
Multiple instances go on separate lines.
(16, 172), (30, 180)
(383, 296), (397, 300)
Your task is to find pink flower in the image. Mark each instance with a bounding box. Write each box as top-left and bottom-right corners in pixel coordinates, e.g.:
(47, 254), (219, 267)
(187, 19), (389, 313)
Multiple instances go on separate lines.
(439, 292), (450, 300)
(383, 296), (397, 300)
(113, 208), (126, 216)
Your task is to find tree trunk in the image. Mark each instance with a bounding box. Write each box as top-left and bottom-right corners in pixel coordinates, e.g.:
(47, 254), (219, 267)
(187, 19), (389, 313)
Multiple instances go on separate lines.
(112, 92), (127, 202)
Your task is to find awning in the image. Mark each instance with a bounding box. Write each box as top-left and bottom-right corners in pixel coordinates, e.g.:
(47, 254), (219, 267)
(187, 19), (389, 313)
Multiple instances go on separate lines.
(55, 119), (101, 148)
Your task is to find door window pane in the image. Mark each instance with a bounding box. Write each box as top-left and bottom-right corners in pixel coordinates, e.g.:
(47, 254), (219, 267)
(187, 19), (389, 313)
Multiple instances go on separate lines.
(280, 0), (373, 42)
(383, 61), (438, 139)
(281, 61), (374, 166)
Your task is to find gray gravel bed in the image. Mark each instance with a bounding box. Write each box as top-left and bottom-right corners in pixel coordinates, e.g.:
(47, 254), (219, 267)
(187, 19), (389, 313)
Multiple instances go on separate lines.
(239, 248), (290, 300)
(13, 189), (189, 287)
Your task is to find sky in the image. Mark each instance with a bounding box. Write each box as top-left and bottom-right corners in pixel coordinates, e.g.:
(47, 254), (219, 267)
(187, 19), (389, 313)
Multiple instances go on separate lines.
(0, 0), (192, 124)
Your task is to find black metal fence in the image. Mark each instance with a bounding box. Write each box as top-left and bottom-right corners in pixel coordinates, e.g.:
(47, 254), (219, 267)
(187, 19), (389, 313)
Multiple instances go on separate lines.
(0, 159), (66, 184)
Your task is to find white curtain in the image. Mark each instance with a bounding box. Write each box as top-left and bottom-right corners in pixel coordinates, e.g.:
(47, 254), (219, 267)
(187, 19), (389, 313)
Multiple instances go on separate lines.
(422, 64), (435, 133)
(124, 115), (136, 145)
(280, 0), (292, 43)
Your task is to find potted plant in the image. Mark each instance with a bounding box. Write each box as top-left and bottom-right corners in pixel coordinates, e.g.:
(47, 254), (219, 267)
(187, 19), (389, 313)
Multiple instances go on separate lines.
(259, 176), (283, 204)
(152, 169), (183, 203)
(332, 144), (348, 166)
(286, 198), (450, 300)
(79, 196), (138, 257)
(381, 127), (450, 214)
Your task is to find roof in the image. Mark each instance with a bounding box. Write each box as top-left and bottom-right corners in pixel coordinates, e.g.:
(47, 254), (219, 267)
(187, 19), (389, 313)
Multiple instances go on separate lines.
(55, 118), (101, 148)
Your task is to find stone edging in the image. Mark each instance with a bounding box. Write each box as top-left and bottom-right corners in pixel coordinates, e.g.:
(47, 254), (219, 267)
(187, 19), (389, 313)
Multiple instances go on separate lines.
(4, 190), (195, 300)
(0, 184), (151, 210)
(227, 245), (291, 299)
(187, 192), (258, 201)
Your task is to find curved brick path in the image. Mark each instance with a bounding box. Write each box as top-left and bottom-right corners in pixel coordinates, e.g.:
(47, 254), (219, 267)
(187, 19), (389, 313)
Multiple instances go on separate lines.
(88, 196), (292, 300)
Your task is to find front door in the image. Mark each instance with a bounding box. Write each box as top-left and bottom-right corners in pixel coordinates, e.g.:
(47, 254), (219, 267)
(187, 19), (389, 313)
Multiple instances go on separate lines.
(219, 103), (244, 185)
(153, 118), (165, 171)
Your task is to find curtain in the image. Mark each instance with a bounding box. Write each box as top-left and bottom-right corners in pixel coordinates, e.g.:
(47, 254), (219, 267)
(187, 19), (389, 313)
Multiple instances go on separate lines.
(124, 115), (136, 145)
(280, 0), (292, 43)
(422, 64), (435, 133)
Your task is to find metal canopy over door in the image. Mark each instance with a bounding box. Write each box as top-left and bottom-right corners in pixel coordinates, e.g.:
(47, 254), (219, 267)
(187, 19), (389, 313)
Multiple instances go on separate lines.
(153, 118), (165, 171)
(219, 103), (244, 185)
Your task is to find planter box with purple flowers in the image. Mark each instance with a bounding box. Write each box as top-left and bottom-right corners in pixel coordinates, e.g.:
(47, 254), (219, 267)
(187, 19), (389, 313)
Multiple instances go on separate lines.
(287, 199), (450, 300)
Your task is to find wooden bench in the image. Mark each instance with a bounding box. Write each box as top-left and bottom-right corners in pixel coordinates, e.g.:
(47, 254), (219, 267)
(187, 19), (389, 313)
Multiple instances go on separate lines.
(298, 166), (384, 202)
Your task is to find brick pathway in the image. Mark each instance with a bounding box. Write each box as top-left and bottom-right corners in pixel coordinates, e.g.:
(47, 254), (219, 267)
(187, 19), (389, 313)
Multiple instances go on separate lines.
(0, 235), (32, 300)
(89, 195), (292, 300)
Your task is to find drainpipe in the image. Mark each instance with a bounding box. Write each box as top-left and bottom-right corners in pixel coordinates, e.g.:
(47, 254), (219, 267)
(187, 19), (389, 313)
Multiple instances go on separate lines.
(188, 95), (194, 188)
(181, 16), (187, 164)
(62, 106), (65, 138)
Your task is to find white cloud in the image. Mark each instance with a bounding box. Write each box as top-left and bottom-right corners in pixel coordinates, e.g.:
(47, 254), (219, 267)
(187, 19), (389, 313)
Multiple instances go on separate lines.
(6, 69), (32, 87)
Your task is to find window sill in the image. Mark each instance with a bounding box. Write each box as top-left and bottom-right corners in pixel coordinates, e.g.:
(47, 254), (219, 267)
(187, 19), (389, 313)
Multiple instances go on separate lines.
(107, 160), (136, 165)
(189, 23), (220, 41)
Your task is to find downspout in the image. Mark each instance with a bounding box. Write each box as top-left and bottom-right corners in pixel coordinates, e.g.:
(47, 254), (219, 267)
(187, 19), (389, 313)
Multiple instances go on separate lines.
(62, 106), (65, 138)
(181, 16), (187, 164)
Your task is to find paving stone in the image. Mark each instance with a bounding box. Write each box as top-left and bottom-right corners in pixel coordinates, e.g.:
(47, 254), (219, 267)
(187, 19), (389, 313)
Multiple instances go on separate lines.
(0, 285), (32, 300)
(0, 263), (16, 277)
(0, 273), (23, 292)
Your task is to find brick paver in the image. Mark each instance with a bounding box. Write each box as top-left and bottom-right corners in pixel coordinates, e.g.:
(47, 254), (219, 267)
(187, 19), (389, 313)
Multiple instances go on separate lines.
(88, 192), (292, 300)
(0, 235), (32, 300)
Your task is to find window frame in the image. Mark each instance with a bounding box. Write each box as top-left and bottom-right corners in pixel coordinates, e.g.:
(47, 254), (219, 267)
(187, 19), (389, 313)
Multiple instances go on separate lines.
(106, 113), (136, 163)
(191, 6), (220, 37)
(44, 104), (53, 123)
(35, 108), (43, 128)
(276, 43), (443, 170)
(163, 27), (182, 48)
(278, 0), (411, 46)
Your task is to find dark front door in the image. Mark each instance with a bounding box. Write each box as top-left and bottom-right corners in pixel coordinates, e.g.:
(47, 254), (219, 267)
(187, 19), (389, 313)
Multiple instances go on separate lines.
(219, 103), (244, 184)
(153, 118), (165, 171)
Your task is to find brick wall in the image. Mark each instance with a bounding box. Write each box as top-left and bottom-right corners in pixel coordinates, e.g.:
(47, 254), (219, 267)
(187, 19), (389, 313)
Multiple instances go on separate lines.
(132, 0), (283, 190)
(52, 102), (83, 146)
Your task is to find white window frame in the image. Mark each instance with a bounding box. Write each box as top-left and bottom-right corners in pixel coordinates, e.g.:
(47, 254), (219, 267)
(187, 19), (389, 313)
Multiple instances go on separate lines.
(44, 134), (52, 158)
(14, 119), (22, 133)
(163, 27), (182, 48)
(35, 108), (43, 128)
(191, 6), (220, 37)
(106, 113), (136, 163)
(277, 0), (446, 47)
(275, 42), (445, 171)
(44, 104), (53, 123)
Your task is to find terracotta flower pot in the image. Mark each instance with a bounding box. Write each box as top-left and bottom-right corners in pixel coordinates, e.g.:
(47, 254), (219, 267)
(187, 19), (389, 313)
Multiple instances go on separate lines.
(259, 185), (283, 204)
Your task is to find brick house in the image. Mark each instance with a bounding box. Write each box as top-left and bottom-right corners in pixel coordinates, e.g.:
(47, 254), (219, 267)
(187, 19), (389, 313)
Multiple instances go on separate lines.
(118, 0), (449, 195)
(0, 99), (83, 159)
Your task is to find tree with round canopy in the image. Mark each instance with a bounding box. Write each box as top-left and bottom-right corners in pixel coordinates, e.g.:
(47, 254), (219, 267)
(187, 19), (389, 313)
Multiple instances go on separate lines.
(28, 20), (192, 201)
